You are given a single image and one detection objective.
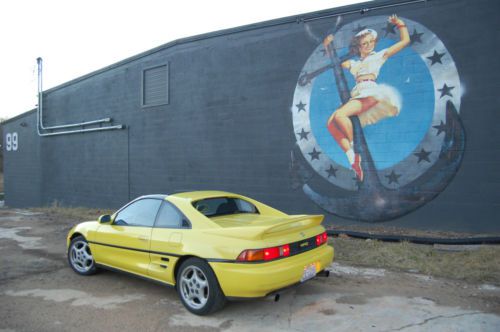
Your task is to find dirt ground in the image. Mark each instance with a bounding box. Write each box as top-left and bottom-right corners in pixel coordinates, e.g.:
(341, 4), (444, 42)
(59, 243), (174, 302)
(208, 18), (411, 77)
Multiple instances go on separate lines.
(1, 207), (499, 332)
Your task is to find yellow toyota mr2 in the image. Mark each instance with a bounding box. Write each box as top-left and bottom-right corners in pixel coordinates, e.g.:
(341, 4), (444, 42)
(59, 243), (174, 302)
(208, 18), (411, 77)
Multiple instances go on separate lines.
(67, 191), (334, 315)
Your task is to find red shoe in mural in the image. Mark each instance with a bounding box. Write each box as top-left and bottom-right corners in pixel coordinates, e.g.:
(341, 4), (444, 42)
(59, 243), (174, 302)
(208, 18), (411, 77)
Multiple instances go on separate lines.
(352, 153), (364, 182)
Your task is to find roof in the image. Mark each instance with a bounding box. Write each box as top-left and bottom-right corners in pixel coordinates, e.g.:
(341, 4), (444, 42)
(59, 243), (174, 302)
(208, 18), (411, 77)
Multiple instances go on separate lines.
(31, 0), (382, 97)
(138, 194), (169, 200)
(4, 0), (416, 125)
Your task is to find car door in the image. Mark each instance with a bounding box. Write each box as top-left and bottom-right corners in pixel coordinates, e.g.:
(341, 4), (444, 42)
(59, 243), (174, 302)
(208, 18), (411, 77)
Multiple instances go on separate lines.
(94, 198), (162, 276)
(149, 201), (191, 284)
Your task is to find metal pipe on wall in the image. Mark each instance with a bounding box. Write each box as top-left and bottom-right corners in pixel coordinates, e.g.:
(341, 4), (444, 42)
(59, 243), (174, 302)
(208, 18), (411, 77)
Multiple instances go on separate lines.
(36, 124), (125, 137)
(36, 57), (124, 137)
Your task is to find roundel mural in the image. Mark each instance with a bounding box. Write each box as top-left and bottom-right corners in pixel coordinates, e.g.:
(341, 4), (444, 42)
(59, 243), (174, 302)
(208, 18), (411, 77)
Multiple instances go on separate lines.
(291, 15), (465, 222)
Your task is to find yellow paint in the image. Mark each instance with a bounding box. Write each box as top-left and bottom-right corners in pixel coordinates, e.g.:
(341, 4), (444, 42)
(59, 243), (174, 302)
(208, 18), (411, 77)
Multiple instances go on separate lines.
(67, 191), (334, 298)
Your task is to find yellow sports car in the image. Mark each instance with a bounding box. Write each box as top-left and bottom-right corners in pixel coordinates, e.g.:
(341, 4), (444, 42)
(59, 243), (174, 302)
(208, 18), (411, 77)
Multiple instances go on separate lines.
(67, 191), (334, 315)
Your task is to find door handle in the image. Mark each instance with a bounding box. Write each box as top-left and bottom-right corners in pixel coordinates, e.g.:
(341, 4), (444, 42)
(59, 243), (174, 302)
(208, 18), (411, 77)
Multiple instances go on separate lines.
(137, 236), (148, 241)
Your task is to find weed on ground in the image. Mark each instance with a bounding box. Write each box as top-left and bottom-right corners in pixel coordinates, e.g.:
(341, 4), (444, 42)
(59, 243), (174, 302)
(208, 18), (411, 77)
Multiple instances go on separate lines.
(332, 237), (500, 284)
(32, 204), (114, 222)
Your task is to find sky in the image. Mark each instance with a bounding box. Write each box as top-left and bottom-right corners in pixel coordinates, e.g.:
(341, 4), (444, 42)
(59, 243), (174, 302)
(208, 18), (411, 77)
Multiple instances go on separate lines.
(0, 0), (367, 120)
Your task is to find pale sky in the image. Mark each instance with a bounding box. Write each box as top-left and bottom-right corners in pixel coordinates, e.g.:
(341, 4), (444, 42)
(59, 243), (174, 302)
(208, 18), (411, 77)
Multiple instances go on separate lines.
(0, 0), (367, 120)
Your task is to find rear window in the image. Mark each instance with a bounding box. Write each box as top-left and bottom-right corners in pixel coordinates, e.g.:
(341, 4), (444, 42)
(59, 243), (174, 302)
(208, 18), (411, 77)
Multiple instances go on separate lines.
(193, 197), (259, 217)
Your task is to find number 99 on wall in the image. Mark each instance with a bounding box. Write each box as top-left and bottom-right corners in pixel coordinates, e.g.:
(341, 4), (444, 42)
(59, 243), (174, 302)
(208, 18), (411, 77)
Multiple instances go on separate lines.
(5, 132), (18, 151)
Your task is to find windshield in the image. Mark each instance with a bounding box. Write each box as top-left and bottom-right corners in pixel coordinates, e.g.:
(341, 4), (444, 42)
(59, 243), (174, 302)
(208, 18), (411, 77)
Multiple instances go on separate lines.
(193, 197), (259, 217)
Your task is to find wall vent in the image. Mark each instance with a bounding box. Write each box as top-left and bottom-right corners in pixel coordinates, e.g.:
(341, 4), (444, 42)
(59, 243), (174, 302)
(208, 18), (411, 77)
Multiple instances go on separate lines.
(142, 64), (169, 107)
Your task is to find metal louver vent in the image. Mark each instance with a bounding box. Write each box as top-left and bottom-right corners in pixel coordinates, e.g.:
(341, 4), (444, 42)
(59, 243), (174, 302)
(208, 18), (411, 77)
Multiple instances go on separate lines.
(142, 64), (169, 107)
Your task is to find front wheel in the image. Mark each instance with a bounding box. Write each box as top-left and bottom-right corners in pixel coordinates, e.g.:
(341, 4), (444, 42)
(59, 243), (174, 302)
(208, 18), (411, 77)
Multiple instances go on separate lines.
(68, 236), (97, 275)
(176, 258), (226, 315)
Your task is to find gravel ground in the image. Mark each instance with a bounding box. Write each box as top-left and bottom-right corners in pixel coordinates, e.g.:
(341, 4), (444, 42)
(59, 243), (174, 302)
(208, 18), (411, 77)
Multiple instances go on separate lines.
(1, 207), (499, 332)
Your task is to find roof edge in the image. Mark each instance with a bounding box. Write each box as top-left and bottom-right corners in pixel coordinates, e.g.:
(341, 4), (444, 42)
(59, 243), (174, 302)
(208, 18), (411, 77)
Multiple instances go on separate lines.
(42, 0), (398, 94)
(6, 0), (425, 121)
(1, 108), (37, 126)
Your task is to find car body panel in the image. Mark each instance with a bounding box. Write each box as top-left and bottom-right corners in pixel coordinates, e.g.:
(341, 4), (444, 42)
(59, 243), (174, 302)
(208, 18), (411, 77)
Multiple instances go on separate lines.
(148, 228), (187, 284)
(210, 244), (334, 298)
(67, 191), (335, 298)
(92, 225), (152, 275)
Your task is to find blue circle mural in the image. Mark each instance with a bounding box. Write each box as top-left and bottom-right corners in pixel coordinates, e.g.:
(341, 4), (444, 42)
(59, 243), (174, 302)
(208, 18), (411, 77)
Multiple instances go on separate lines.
(291, 15), (465, 222)
(310, 40), (434, 170)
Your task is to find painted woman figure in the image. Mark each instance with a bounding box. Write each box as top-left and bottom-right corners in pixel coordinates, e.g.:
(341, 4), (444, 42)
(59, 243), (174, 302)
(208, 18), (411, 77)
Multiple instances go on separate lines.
(324, 15), (410, 181)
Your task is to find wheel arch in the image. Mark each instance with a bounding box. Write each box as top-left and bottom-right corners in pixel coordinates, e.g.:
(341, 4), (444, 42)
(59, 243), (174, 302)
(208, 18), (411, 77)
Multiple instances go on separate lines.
(70, 232), (84, 241)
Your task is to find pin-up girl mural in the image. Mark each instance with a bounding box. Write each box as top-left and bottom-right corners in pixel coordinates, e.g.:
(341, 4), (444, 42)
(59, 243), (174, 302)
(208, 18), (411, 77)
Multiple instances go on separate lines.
(291, 13), (464, 221)
(324, 15), (409, 181)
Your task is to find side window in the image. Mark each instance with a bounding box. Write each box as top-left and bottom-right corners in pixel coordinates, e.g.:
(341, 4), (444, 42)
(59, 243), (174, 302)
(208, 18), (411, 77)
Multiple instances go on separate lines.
(155, 202), (190, 228)
(235, 199), (257, 213)
(114, 199), (162, 227)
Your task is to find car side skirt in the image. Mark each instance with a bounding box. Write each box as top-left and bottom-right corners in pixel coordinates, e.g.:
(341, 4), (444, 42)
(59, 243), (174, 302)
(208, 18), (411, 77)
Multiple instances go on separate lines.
(95, 263), (175, 288)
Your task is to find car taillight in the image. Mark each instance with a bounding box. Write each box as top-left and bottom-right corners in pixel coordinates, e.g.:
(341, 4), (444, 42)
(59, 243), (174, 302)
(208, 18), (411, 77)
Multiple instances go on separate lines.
(281, 244), (290, 257)
(237, 244), (291, 262)
(316, 232), (328, 246)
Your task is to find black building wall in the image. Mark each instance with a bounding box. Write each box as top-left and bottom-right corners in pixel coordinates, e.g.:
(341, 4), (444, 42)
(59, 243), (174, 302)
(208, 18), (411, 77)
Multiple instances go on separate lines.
(3, 111), (41, 207)
(3, 0), (500, 234)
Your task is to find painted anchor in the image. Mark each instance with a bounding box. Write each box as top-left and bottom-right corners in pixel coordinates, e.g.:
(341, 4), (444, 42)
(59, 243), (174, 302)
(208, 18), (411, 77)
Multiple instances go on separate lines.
(292, 16), (466, 222)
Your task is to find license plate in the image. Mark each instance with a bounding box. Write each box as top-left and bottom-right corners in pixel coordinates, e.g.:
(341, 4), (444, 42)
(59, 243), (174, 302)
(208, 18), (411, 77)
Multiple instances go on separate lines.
(300, 263), (317, 282)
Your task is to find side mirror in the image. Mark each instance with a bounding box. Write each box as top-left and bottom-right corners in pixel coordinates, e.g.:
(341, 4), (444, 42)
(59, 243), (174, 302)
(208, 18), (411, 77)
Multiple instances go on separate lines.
(98, 214), (111, 223)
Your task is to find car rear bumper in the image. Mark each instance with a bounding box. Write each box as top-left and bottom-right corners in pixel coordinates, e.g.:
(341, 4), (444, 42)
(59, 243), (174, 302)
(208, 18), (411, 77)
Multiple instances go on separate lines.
(209, 244), (334, 298)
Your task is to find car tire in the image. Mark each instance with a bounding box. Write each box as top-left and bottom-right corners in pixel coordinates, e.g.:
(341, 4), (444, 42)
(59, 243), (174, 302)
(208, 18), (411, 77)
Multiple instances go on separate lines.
(176, 258), (226, 315)
(68, 236), (97, 276)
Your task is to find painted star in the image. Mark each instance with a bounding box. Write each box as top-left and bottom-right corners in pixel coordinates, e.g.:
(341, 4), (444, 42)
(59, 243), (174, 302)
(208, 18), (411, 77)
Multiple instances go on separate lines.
(414, 148), (431, 163)
(308, 148), (321, 161)
(382, 22), (396, 36)
(427, 50), (446, 65)
(326, 165), (338, 178)
(297, 128), (310, 141)
(433, 121), (447, 136)
(296, 101), (307, 112)
(385, 170), (402, 184)
(438, 84), (455, 98)
(410, 29), (424, 45)
(352, 24), (367, 34)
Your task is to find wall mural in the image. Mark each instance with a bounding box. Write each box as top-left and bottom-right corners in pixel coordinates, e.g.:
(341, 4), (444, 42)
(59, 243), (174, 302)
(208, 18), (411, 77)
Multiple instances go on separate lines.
(291, 15), (465, 222)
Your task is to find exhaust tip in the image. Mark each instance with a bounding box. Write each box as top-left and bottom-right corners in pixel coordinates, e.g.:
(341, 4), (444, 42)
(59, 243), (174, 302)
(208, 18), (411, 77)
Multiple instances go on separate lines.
(317, 270), (330, 277)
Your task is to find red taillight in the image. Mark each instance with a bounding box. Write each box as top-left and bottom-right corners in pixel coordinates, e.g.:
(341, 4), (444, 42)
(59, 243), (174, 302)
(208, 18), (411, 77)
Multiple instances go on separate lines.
(281, 244), (290, 257)
(264, 247), (280, 260)
(316, 232), (328, 246)
(237, 243), (291, 262)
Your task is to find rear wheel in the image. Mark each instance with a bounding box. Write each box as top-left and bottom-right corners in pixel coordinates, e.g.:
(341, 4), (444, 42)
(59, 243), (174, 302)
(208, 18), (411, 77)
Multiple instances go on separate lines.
(176, 258), (226, 315)
(68, 236), (97, 275)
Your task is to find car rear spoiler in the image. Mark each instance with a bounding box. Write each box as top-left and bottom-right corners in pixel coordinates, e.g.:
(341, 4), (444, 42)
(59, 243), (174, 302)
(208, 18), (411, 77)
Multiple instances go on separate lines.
(203, 215), (324, 240)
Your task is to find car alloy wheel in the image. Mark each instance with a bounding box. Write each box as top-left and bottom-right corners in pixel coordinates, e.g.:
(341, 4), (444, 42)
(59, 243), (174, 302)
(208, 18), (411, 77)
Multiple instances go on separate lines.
(179, 265), (209, 310)
(176, 258), (226, 315)
(68, 236), (97, 275)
